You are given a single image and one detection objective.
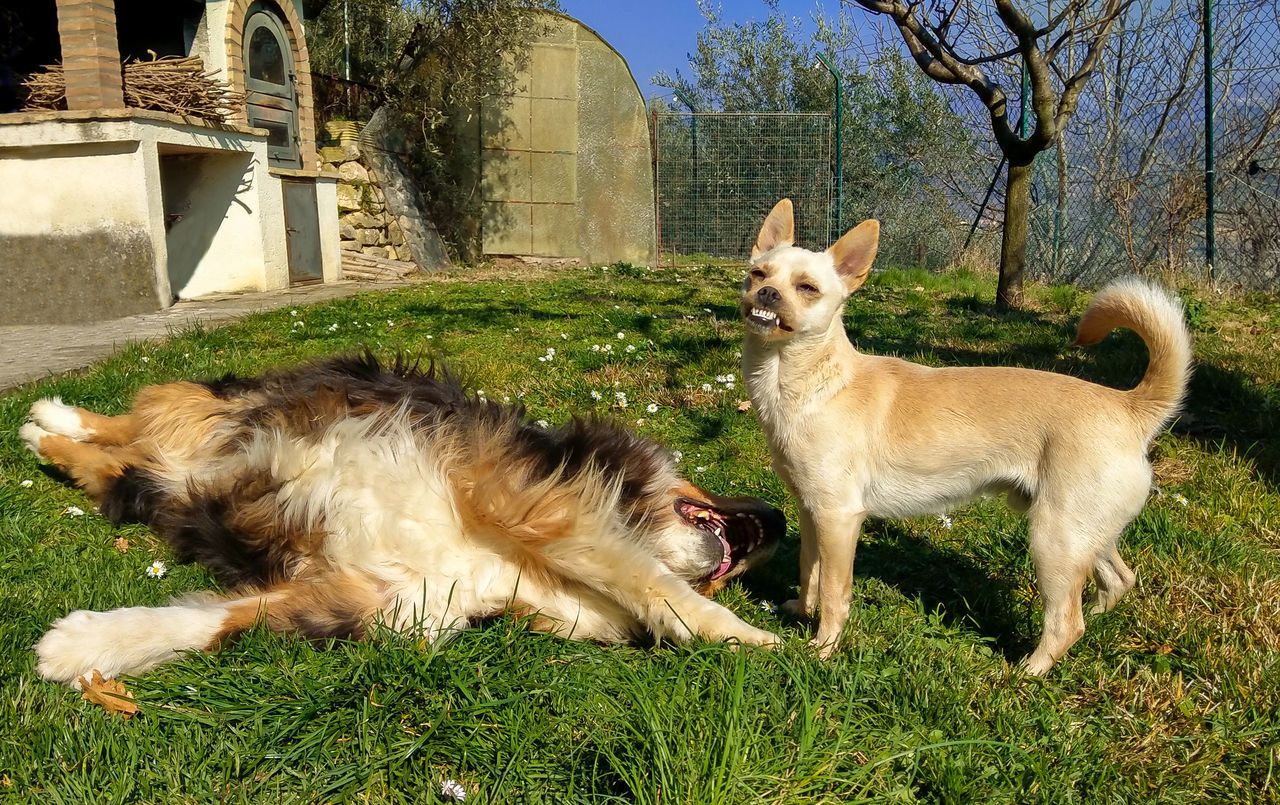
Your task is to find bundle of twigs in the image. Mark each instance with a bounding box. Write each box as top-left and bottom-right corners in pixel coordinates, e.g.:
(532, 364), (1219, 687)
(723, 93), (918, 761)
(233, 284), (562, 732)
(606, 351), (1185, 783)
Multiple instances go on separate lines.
(22, 55), (245, 122)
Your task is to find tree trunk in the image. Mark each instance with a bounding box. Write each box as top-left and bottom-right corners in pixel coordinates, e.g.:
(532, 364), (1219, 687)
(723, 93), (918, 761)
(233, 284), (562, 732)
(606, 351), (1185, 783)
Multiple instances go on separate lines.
(997, 159), (1034, 311)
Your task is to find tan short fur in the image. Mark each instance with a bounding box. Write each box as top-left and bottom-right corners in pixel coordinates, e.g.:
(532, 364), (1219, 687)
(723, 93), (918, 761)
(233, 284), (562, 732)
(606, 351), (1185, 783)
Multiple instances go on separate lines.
(739, 199), (1193, 674)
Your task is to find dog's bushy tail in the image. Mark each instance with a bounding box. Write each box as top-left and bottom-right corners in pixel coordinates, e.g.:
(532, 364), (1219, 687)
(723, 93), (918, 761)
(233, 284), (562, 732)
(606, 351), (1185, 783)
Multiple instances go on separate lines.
(1074, 276), (1193, 439)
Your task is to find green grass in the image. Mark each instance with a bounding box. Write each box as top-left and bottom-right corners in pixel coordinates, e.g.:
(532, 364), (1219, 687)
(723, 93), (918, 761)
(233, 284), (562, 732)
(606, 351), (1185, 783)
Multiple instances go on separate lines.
(1, 263), (1277, 803)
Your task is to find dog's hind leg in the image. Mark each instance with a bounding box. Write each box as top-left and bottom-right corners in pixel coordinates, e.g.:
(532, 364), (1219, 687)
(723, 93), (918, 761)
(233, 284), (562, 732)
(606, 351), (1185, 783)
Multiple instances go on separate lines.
(36, 574), (381, 687)
(20, 423), (140, 500)
(29, 397), (139, 446)
(1088, 544), (1136, 615)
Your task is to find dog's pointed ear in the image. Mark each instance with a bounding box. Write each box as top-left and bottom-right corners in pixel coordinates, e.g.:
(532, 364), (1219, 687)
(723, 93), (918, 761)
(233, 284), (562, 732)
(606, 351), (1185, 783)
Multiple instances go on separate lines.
(752, 199), (795, 258)
(828, 219), (879, 293)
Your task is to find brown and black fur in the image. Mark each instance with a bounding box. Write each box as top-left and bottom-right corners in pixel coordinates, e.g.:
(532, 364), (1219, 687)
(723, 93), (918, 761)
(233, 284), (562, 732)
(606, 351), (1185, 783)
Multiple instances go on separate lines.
(23, 353), (784, 687)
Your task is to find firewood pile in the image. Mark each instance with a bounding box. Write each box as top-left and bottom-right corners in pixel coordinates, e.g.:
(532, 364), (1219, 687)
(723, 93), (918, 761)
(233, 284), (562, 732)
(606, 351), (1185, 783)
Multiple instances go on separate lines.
(21, 55), (244, 122)
(341, 249), (420, 281)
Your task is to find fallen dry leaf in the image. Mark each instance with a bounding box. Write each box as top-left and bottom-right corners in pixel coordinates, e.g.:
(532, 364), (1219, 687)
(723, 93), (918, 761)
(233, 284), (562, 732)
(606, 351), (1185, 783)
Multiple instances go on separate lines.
(736, 399), (752, 412)
(78, 670), (139, 719)
(112, 537), (130, 553)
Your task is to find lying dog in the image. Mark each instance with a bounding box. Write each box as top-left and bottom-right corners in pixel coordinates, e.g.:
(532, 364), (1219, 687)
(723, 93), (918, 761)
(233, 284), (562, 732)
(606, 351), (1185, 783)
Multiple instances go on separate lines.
(21, 353), (783, 687)
(739, 199), (1192, 674)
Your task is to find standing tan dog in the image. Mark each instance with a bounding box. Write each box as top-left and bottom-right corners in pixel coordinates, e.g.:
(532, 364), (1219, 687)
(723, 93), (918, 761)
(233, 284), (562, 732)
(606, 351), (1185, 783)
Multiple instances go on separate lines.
(739, 199), (1192, 674)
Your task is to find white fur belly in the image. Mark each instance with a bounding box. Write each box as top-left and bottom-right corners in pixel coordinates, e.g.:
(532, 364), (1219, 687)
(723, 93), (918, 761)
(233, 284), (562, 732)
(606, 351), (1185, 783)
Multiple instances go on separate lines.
(274, 421), (524, 638)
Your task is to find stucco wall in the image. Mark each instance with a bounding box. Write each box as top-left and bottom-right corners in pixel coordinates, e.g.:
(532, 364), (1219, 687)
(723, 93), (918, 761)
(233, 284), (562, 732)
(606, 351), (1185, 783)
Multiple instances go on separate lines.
(0, 140), (161, 324)
(0, 111), (289, 324)
(480, 13), (656, 265)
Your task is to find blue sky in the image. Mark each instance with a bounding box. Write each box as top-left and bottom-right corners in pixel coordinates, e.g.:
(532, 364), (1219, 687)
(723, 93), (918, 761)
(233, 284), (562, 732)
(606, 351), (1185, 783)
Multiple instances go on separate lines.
(556, 1), (830, 103)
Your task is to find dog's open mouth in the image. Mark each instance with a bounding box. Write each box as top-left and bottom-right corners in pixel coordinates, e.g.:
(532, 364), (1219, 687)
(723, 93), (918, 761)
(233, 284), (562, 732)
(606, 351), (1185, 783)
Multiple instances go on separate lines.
(745, 306), (790, 334)
(675, 498), (774, 580)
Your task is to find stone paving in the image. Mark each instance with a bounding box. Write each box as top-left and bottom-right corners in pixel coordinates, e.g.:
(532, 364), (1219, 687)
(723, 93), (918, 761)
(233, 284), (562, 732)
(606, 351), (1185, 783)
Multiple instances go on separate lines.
(0, 279), (413, 392)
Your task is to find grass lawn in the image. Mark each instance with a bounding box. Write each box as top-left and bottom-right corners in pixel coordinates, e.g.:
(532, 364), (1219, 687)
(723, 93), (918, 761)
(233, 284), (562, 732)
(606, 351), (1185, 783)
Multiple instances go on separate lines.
(0, 263), (1277, 803)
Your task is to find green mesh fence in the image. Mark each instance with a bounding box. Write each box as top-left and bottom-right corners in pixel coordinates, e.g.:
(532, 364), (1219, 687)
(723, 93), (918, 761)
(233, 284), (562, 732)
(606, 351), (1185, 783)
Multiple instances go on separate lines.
(652, 112), (832, 264)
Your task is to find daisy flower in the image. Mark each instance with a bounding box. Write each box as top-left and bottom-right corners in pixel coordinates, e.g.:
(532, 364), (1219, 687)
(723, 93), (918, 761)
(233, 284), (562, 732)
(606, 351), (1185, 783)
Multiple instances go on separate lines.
(440, 780), (467, 802)
(146, 560), (168, 579)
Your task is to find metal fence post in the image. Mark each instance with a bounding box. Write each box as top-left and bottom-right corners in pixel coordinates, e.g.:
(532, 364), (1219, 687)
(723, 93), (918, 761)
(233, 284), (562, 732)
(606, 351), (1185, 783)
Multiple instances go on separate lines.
(815, 52), (843, 238)
(1203, 0), (1216, 282)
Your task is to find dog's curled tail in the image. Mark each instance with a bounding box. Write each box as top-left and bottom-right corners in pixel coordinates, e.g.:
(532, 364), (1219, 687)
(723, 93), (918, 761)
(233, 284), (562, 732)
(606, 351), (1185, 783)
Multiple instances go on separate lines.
(1074, 276), (1193, 438)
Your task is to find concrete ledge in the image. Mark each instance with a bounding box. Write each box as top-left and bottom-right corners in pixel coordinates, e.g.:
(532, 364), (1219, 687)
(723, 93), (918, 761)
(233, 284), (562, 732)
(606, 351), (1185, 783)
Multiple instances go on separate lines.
(0, 107), (267, 138)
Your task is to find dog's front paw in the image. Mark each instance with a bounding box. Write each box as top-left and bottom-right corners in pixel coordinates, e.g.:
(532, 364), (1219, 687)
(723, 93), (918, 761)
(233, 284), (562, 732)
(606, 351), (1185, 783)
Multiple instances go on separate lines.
(29, 397), (91, 441)
(731, 625), (782, 649)
(1018, 653), (1055, 677)
(780, 598), (814, 618)
(807, 634), (841, 659)
(18, 421), (52, 460)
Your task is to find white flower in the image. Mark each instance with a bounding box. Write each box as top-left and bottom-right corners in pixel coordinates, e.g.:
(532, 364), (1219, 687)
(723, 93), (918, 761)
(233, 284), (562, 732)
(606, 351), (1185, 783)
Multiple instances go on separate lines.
(440, 780), (467, 801)
(63, 506), (85, 517)
(146, 560), (167, 579)
(327, 323), (338, 332)
(140, 356), (149, 363)
(560, 333), (568, 339)
(591, 344), (601, 352)
(937, 515), (953, 529)
(703, 308), (712, 314)
(734, 351), (742, 359)
(635, 418), (646, 426)
(387, 319), (395, 327)
(646, 403), (658, 413)
(290, 309), (298, 317)
(672, 450), (683, 462)
(538, 356), (547, 362)
(512, 327), (520, 332)
(615, 392), (627, 400)
(603, 344), (613, 353)
(760, 600), (778, 613)
(20, 480), (33, 488)
(700, 383), (713, 392)
(1174, 494), (1189, 506)
(591, 390), (602, 401)
(476, 390), (485, 397)
(536, 419), (550, 429)
(625, 344), (636, 353)
(426, 335), (433, 340)
(616, 332), (625, 339)
(695, 466), (707, 473)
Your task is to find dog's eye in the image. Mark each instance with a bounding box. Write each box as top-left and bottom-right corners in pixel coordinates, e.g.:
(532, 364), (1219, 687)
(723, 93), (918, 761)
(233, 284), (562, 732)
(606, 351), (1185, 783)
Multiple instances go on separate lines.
(749, 269), (766, 281)
(797, 283), (818, 294)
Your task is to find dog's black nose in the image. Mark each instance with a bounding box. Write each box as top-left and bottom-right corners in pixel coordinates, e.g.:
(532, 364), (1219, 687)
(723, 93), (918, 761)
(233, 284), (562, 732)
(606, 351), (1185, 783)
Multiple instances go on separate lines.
(756, 286), (781, 306)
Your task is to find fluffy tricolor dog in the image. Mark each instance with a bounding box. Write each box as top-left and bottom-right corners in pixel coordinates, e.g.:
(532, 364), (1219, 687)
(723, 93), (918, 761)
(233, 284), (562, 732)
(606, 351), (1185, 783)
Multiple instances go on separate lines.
(740, 199), (1192, 674)
(21, 354), (783, 687)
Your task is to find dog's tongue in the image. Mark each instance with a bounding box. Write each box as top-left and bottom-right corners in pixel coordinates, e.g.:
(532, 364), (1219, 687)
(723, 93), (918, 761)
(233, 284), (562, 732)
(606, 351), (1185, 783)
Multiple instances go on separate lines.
(711, 532), (733, 579)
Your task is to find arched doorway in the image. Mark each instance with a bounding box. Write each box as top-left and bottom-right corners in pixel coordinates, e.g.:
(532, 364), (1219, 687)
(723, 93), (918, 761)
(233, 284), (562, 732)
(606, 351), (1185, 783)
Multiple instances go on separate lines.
(243, 2), (300, 169)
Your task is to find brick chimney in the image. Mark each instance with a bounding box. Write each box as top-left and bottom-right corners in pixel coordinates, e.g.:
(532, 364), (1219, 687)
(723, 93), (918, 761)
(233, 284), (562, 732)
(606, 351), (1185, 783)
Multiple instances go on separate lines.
(54, 0), (125, 110)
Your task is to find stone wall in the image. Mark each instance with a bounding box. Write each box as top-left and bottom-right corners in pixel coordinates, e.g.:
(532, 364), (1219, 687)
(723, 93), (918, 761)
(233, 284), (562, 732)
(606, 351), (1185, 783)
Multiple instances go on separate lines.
(320, 120), (412, 262)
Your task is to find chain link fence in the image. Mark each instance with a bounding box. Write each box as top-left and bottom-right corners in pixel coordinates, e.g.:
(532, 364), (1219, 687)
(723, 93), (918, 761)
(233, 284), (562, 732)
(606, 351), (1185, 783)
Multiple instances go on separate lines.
(652, 112), (832, 264)
(651, 0), (1277, 289)
(981, 0), (1280, 289)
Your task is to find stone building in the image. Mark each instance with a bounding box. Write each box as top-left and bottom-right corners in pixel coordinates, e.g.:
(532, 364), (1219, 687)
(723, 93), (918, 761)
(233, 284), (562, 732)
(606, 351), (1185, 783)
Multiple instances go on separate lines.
(0, 0), (341, 325)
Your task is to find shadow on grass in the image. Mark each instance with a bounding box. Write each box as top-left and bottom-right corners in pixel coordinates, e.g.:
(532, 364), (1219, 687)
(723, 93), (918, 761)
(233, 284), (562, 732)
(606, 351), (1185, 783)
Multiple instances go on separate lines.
(742, 524), (1034, 664)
